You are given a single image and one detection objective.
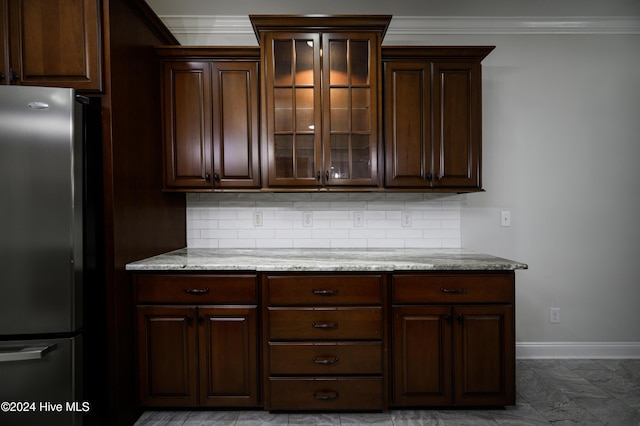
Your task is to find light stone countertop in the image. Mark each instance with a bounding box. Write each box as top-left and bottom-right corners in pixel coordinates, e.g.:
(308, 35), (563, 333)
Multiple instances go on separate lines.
(125, 248), (528, 272)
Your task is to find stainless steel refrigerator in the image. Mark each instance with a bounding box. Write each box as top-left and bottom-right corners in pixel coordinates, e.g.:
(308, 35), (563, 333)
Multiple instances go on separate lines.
(0, 85), (103, 426)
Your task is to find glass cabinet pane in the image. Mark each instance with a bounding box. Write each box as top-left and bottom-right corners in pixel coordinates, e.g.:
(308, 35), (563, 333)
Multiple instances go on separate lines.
(296, 135), (315, 178)
(329, 40), (348, 85)
(330, 88), (349, 132)
(352, 135), (371, 179)
(273, 40), (293, 85)
(295, 40), (314, 85)
(295, 88), (314, 132)
(275, 135), (294, 178)
(350, 40), (370, 85)
(274, 88), (293, 132)
(351, 88), (370, 132)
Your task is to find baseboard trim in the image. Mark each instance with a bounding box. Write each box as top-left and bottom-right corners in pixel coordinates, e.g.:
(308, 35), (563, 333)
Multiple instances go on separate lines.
(517, 342), (640, 359)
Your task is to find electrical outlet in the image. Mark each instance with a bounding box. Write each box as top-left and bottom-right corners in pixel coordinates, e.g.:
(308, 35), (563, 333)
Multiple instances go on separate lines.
(401, 211), (412, 227)
(353, 211), (364, 227)
(501, 210), (512, 227)
(302, 211), (313, 227)
(253, 211), (263, 227)
(550, 307), (560, 323)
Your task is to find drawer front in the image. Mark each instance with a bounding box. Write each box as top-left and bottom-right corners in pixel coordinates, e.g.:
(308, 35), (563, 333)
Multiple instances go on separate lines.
(269, 342), (382, 375)
(269, 377), (384, 411)
(265, 275), (382, 306)
(268, 308), (382, 340)
(393, 273), (514, 304)
(135, 274), (258, 304)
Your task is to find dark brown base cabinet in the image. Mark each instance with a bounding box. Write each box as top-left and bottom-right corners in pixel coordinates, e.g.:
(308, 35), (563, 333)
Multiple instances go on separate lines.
(133, 271), (515, 410)
(262, 274), (388, 411)
(391, 273), (515, 407)
(135, 274), (259, 408)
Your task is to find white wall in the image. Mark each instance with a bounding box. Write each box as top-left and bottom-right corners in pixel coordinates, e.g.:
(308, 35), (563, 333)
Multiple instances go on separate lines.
(147, 0), (640, 356)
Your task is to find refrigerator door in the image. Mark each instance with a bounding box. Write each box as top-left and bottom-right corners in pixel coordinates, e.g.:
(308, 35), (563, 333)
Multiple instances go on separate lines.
(0, 86), (83, 335)
(0, 336), (84, 426)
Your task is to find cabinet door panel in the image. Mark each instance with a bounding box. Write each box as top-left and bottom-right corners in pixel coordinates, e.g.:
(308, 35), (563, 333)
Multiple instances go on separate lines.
(162, 61), (212, 189)
(433, 62), (481, 188)
(323, 32), (379, 187)
(453, 305), (514, 406)
(212, 61), (260, 188)
(137, 306), (198, 406)
(265, 33), (322, 187)
(384, 61), (431, 187)
(198, 306), (259, 407)
(8, 0), (102, 91)
(392, 306), (452, 406)
(1, 1), (7, 84)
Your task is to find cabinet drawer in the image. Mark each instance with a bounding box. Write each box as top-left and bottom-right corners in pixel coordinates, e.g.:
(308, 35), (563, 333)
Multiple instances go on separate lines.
(268, 308), (382, 340)
(265, 275), (382, 306)
(393, 274), (514, 304)
(135, 274), (257, 304)
(269, 377), (384, 411)
(269, 342), (382, 375)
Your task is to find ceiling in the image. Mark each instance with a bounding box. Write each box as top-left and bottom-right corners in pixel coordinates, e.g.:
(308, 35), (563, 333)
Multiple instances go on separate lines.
(145, 0), (640, 18)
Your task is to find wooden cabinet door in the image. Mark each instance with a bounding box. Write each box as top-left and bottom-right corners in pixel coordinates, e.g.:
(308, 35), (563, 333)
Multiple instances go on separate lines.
(322, 32), (380, 187)
(432, 61), (482, 189)
(384, 61), (432, 188)
(263, 32), (323, 187)
(162, 61), (213, 189)
(211, 61), (260, 188)
(1, 0), (7, 84)
(7, 0), (102, 91)
(453, 305), (515, 406)
(198, 306), (259, 407)
(392, 306), (452, 406)
(136, 306), (198, 407)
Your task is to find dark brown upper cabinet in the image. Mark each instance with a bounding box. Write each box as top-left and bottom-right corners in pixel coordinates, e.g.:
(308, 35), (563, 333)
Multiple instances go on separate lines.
(1, 0), (102, 91)
(251, 15), (391, 189)
(158, 47), (261, 190)
(383, 47), (494, 192)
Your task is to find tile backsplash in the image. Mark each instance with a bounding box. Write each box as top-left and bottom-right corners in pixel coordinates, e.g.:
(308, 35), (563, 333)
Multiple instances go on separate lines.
(187, 192), (462, 249)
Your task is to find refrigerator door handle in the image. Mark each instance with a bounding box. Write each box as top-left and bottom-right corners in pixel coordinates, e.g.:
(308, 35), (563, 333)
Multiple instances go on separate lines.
(0, 344), (58, 363)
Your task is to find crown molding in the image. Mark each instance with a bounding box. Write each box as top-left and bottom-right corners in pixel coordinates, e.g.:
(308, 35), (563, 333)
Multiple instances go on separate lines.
(158, 14), (640, 45)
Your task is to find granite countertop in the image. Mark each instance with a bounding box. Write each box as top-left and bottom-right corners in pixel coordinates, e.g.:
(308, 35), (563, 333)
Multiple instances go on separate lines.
(125, 248), (528, 272)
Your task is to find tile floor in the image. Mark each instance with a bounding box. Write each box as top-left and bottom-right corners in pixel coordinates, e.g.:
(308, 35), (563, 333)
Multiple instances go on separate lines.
(135, 359), (640, 425)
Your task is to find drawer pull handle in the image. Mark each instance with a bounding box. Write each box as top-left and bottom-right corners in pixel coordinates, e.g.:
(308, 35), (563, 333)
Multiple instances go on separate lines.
(183, 288), (210, 295)
(313, 390), (339, 400)
(312, 321), (339, 329)
(312, 356), (340, 365)
(312, 289), (339, 296)
(440, 287), (467, 294)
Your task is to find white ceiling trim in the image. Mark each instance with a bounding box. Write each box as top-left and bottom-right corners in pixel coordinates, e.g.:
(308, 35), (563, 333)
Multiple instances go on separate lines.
(159, 15), (640, 41)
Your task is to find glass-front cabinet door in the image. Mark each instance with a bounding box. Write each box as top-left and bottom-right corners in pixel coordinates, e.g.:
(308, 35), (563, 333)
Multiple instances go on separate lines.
(265, 33), (322, 186)
(323, 32), (378, 186)
(261, 23), (382, 188)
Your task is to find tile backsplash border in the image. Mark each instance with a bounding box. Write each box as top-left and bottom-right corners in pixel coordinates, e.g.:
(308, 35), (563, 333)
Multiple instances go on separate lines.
(187, 192), (462, 249)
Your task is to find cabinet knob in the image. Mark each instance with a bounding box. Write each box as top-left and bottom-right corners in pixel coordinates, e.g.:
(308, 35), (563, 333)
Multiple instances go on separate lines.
(317, 171), (321, 181)
(205, 173), (211, 182)
(326, 170), (330, 181)
(213, 172), (220, 181)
